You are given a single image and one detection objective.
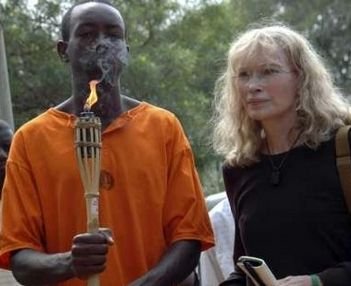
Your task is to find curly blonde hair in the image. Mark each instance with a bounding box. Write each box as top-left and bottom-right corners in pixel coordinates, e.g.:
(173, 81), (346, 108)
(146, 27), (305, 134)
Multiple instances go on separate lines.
(212, 24), (351, 167)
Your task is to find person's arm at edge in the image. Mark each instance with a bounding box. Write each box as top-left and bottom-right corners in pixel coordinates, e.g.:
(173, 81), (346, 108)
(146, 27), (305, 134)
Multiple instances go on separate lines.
(128, 239), (201, 286)
(10, 248), (74, 285)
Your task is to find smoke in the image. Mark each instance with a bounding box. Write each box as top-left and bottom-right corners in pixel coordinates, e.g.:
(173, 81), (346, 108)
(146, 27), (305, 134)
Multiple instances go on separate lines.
(78, 38), (129, 87)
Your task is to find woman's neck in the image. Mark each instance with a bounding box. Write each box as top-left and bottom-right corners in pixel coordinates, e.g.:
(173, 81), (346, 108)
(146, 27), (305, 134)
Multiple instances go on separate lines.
(264, 131), (301, 154)
(262, 125), (301, 155)
(261, 112), (300, 154)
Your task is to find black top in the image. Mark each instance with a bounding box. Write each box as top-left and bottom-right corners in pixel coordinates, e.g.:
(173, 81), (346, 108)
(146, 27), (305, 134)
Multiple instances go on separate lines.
(222, 137), (351, 286)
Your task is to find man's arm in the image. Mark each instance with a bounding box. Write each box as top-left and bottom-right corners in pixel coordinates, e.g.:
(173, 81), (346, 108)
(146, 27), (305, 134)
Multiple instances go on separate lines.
(11, 249), (74, 285)
(129, 240), (201, 286)
(11, 230), (113, 285)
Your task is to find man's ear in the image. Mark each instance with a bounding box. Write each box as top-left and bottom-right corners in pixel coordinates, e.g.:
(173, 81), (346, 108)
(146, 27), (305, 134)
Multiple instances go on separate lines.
(57, 40), (69, 62)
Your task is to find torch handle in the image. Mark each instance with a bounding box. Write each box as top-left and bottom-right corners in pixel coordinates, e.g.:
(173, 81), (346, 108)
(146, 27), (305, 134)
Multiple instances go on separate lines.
(86, 195), (99, 232)
(88, 274), (99, 286)
(86, 194), (100, 286)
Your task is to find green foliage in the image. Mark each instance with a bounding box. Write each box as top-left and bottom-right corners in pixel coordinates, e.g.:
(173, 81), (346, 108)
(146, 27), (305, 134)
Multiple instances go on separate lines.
(307, 1), (351, 92)
(2, 0), (351, 194)
(1, 0), (69, 126)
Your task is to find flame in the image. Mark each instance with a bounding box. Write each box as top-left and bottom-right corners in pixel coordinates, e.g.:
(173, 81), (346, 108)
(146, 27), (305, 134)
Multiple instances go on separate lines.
(84, 80), (100, 111)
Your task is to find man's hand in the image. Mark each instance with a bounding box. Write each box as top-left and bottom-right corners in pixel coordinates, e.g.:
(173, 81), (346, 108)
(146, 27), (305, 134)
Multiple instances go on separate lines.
(71, 228), (114, 280)
(277, 275), (312, 286)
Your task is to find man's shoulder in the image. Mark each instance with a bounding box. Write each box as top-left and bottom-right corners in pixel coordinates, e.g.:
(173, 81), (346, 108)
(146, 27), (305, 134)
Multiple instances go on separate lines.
(16, 109), (52, 131)
(132, 101), (179, 124)
(15, 108), (66, 137)
(142, 101), (175, 116)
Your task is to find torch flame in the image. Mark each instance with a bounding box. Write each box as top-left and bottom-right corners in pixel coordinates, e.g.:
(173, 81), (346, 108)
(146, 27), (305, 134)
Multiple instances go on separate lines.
(84, 80), (100, 111)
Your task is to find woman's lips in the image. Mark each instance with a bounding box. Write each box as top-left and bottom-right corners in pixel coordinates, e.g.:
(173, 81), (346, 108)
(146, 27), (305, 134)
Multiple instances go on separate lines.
(247, 99), (269, 104)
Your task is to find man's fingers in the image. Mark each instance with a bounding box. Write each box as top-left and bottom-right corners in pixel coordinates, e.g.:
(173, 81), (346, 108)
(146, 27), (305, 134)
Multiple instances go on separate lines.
(72, 255), (107, 266)
(98, 228), (115, 245)
(72, 244), (108, 256)
(73, 229), (114, 245)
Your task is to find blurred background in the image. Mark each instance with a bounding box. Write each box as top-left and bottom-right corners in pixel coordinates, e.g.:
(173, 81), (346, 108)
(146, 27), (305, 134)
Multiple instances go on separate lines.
(1, 0), (351, 195)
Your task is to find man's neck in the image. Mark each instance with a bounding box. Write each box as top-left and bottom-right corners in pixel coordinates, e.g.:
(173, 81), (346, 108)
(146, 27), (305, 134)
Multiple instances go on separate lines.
(56, 80), (124, 130)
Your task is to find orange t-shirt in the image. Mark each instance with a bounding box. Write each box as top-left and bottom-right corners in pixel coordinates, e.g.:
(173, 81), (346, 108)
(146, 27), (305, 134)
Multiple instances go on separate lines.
(0, 102), (214, 285)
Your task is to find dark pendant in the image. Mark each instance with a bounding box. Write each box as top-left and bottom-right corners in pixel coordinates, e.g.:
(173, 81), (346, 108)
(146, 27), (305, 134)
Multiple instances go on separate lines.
(270, 170), (280, 186)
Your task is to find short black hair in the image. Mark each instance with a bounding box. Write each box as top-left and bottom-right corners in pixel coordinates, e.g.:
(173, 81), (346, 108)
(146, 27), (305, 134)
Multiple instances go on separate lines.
(61, 0), (116, 42)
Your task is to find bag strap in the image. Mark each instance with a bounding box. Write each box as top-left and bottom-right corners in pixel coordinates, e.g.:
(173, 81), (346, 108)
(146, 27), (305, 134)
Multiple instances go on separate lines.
(335, 125), (351, 212)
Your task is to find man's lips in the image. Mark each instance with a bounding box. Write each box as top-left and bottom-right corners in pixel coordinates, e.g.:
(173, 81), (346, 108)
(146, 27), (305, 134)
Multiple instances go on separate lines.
(88, 69), (103, 80)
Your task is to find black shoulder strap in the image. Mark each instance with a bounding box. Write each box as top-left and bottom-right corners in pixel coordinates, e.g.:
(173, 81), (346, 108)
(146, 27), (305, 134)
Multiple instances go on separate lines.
(335, 126), (351, 213)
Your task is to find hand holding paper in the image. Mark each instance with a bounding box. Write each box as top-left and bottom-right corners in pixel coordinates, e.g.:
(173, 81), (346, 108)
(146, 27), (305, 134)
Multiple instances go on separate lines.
(237, 256), (278, 286)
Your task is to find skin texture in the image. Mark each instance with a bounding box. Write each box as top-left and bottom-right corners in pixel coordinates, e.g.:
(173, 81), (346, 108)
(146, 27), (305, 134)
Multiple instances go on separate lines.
(277, 275), (313, 286)
(10, 2), (201, 285)
(56, 1), (131, 129)
(236, 47), (298, 124)
(235, 46), (301, 154)
(0, 120), (13, 194)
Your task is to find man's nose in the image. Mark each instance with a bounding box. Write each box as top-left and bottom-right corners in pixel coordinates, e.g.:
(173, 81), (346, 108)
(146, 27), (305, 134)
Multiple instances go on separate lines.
(95, 34), (109, 55)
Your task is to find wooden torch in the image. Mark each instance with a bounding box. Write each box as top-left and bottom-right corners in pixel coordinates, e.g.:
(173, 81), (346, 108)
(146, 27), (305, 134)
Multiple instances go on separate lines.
(74, 80), (102, 286)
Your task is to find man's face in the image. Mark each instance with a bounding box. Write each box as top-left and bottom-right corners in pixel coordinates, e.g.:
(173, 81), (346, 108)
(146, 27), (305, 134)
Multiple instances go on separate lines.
(0, 124), (13, 190)
(65, 3), (128, 87)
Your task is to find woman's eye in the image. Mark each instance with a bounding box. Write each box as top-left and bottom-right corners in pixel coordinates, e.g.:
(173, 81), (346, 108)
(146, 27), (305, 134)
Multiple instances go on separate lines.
(263, 68), (280, 75)
(238, 71), (250, 78)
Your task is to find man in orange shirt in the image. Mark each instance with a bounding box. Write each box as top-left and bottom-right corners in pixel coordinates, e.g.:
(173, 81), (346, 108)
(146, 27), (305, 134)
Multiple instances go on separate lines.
(0, 1), (214, 285)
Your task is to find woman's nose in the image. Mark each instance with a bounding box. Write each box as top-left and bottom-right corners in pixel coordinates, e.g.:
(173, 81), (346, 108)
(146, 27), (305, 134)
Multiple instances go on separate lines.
(246, 74), (263, 91)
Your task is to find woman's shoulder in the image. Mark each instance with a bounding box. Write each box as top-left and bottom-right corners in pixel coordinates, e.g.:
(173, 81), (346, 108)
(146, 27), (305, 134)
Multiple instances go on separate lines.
(221, 160), (252, 182)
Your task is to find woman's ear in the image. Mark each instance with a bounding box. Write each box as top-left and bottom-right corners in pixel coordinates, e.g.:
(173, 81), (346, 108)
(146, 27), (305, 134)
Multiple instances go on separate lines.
(57, 40), (69, 62)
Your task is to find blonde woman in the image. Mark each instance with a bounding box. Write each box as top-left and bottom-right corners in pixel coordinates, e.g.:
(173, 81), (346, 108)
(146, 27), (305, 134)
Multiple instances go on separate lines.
(213, 24), (351, 286)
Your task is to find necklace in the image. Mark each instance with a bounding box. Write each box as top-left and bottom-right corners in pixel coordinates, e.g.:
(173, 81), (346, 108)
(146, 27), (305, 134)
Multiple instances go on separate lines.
(266, 132), (301, 186)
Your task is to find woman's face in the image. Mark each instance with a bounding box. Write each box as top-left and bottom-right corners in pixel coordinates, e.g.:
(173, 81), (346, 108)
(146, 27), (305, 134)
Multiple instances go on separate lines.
(234, 46), (299, 125)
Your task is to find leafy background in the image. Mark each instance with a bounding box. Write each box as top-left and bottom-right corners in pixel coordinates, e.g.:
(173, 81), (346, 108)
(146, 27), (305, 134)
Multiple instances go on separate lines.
(1, 0), (351, 194)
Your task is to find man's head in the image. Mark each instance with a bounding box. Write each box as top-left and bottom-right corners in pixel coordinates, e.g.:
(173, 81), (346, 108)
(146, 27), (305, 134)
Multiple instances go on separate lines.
(57, 0), (129, 88)
(0, 120), (13, 192)
(60, 0), (118, 42)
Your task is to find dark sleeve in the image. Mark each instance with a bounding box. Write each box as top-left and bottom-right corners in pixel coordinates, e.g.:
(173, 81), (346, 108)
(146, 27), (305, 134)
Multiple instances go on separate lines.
(318, 262), (351, 286)
(219, 272), (246, 286)
(221, 164), (246, 286)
